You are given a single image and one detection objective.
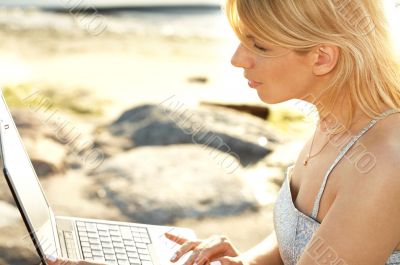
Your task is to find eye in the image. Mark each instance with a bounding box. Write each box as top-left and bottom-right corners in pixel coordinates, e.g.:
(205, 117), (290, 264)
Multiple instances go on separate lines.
(253, 42), (268, 52)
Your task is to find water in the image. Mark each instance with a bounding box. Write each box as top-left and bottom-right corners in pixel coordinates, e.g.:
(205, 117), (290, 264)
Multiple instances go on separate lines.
(0, 0), (228, 39)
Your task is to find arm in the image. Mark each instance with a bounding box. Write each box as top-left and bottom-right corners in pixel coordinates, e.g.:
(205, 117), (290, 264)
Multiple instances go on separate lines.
(240, 230), (284, 265)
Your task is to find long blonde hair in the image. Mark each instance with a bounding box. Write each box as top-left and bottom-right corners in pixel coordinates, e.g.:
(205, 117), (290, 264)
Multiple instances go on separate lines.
(226, 0), (400, 132)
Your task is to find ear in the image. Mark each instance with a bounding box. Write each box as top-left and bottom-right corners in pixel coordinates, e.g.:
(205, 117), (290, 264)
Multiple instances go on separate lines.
(312, 45), (340, 76)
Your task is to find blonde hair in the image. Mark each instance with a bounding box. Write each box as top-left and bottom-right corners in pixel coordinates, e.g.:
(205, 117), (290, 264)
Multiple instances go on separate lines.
(226, 0), (400, 132)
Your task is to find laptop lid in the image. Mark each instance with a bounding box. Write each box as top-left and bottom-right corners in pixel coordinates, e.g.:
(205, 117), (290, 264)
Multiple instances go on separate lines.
(0, 90), (59, 264)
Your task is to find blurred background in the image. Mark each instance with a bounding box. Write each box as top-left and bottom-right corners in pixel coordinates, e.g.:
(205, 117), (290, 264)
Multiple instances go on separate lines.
(0, 0), (398, 264)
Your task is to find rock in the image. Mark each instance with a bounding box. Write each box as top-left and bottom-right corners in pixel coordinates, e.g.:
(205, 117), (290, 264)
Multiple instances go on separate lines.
(200, 102), (270, 120)
(89, 145), (259, 225)
(11, 108), (69, 177)
(0, 245), (38, 265)
(0, 201), (20, 228)
(101, 102), (280, 167)
(0, 224), (40, 265)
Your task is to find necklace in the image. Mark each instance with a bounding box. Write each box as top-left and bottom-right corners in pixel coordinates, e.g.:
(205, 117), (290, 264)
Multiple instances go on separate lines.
(303, 124), (330, 166)
(303, 113), (366, 166)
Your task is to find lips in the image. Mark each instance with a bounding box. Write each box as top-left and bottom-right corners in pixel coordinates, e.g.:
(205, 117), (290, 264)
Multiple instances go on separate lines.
(244, 74), (263, 88)
(247, 79), (263, 88)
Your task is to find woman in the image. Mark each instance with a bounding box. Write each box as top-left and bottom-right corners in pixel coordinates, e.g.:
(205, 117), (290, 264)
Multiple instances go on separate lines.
(48, 0), (400, 264)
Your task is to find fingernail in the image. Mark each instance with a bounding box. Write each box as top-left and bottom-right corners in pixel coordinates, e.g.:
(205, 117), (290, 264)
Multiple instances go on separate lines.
(46, 255), (57, 262)
(170, 253), (177, 262)
(210, 261), (221, 265)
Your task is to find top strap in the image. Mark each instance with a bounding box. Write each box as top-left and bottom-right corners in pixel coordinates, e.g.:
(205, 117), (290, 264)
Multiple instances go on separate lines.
(310, 109), (400, 220)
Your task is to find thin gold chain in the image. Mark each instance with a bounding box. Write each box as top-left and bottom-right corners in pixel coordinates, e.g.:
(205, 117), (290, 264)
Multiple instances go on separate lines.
(303, 114), (365, 166)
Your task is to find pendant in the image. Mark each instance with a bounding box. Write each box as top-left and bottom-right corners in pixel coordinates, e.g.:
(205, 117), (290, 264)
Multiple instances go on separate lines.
(303, 156), (309, 166)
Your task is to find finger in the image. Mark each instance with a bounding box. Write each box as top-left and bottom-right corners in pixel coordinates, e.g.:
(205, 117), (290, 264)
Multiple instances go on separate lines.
(45, 256), (64, 265)
(183, 250), (200, 265)
(165, 232), (189, 245)
(194, 237), (227, 265)
(170, 241), (200, 263)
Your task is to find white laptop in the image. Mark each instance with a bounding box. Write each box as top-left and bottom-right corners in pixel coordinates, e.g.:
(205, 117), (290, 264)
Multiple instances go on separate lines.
(0, 90), (196, 265)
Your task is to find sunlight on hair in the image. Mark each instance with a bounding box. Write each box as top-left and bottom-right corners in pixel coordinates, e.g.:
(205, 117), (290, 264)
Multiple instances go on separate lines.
(384, 0), (400, 57)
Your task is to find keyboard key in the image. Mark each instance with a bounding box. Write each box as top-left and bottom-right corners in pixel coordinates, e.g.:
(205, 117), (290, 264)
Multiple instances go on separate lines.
(77, 226), (87, 232)
(141, 261), (153, 265)
(111, 236), (123, 242)
(116, 253), (128, 260)
(142, 238), (151, 244)
(97, 224), (109, 231)
(105, 254), (116, 260)
(127, 252), (139, 258)
(136, 243), (147, 249)
(89, 238), (101, 245)
(133, 237), (143, 243)
(139, 254), (151, 261)
(76, 221), (85, 227)
(102, 242), (113, 248)
(138, 248), (149, 255)
(81, 241), (90, 247)
(99, 230), (109, 237)
(138, 228), (147, 233)
(124, 240), (135, 246)
(110, 230), (120, 236)
(126, 246), (137, 252)
(78, 231), (88, 237)
(82, 247), (91, 253)
(103, 248), (114, 255)
(114, 248), (126, 254)
(93, 256), (105, 262)
(92, 250), (104, 257)
(91, 244), (102, 251)
(113, 242), (124, 248)
(129, 257), (141, 264)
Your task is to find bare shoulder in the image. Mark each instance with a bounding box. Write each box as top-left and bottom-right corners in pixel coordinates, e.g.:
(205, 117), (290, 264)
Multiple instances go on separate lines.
(361, 112), (400, 180)
(339, 111), (400, 216)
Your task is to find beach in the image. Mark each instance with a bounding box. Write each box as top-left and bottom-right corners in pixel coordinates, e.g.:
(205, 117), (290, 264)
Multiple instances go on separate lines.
(0, 2), (311, 264)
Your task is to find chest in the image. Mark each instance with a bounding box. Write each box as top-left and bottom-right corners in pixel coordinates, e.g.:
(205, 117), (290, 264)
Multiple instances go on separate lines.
(289, 146), (352, 222)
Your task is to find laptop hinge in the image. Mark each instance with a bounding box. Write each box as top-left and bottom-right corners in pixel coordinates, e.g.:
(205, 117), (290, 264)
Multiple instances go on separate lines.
(49, 207), (62, 257)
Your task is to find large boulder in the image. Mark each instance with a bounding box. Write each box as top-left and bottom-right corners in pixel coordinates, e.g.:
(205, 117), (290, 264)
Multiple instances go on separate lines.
(96, 103), (280, 167)
(89, 145), (259, 225)
(11, 108), (69, 177)
(0, 201), (20, 228)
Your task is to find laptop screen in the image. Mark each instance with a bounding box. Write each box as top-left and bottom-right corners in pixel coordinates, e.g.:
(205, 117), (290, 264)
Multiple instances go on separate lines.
(0, 93), (58, 259)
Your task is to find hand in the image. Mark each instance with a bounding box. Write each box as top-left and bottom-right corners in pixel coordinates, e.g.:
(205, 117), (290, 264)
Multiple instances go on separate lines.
(165, 232), (243, 265)
(45, 256), (106, 265)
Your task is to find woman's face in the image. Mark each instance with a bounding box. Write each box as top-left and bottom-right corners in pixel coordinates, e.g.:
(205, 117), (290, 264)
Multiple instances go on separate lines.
(231, 37), (321, 104)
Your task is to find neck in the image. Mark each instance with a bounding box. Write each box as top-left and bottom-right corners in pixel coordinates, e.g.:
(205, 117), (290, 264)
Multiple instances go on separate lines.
(313, 99), (388, 135)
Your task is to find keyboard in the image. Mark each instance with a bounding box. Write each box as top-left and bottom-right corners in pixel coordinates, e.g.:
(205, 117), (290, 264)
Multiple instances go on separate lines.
(73, 221), (154, 265)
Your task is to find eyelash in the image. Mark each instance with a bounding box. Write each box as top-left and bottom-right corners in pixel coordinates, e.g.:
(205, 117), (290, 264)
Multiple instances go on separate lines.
(253, 43), (268, 52)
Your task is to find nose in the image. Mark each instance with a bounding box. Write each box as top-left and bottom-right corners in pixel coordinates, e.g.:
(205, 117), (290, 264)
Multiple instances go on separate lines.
(231, 44), (254, 69)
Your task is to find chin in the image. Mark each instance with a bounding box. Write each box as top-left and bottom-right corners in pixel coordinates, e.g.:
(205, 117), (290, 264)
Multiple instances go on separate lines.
(257, 92), (289, 104)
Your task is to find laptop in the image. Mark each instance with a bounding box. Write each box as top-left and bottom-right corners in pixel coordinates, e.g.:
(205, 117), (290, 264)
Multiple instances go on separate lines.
(0, 90), (196, 265)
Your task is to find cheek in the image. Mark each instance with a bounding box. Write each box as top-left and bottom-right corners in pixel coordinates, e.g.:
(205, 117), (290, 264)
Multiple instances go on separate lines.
(255, 59), (313, 102)
(263, 58), (312, 90)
